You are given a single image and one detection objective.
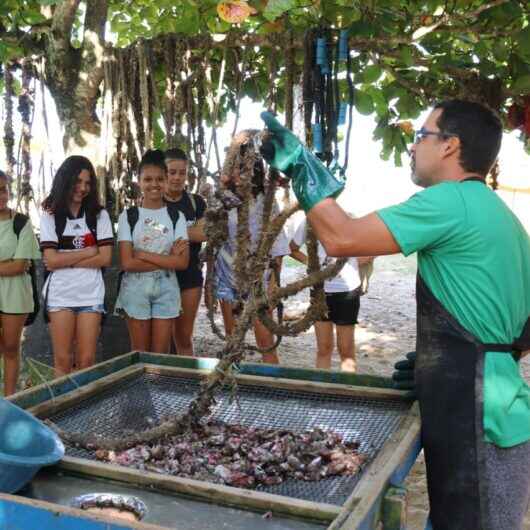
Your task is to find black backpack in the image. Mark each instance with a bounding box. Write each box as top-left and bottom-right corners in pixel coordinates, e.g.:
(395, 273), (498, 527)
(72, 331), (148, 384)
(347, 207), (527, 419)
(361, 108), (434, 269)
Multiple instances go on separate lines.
(12, 213), (40, 327)
(125, 204), (181, 235)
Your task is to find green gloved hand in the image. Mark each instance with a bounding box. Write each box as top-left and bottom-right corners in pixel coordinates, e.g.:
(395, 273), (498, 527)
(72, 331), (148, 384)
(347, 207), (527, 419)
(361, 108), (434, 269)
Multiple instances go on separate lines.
(260, 111), (345, 212)
(392, 351), (416, 393)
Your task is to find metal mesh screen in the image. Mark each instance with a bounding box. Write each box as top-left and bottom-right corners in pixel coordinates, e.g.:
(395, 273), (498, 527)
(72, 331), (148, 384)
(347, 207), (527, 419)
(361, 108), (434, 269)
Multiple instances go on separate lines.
(48, 372), (409, 506)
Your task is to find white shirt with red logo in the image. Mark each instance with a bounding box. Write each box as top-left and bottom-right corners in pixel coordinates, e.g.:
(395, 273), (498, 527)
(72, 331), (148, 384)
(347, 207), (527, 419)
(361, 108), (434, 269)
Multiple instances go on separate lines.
(40, 210), (114, 307)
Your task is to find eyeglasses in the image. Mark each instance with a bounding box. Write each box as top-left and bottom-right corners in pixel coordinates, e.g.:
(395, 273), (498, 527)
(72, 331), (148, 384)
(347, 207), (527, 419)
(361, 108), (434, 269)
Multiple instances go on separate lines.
(413, 127), (458, 144)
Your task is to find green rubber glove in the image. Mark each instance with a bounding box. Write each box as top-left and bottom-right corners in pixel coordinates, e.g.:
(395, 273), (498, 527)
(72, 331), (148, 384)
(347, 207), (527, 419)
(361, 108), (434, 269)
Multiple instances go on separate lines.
(260, 112), (345, 212)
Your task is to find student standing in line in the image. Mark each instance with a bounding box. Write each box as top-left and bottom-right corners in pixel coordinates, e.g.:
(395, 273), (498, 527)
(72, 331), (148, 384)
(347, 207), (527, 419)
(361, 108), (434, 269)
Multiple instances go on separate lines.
(214, 131), (289, 364)
(0, 170), (41, 395)
(115, 150), (189, 353)
(289, 218), (372, 372)
(164, 148), (207, 356)
(40, 156), (113, 377)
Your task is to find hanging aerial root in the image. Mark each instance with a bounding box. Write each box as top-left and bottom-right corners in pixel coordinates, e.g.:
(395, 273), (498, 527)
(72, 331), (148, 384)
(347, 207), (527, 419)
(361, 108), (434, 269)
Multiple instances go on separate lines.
(18, 59), (35, 212)
(3, 65), (16, 185)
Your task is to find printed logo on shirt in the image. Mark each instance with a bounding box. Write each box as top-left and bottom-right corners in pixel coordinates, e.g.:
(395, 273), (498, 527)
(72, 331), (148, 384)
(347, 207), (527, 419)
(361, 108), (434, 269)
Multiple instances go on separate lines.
(72, 235), (85, 249)
(83, 232), (97, 247)
(57, 233), (97, 250)
(145, 218), (169, 235)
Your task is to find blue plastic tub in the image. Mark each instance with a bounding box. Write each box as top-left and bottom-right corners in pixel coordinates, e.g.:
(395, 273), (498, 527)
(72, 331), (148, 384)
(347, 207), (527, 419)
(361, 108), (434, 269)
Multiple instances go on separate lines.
(0, 398), (64, 493)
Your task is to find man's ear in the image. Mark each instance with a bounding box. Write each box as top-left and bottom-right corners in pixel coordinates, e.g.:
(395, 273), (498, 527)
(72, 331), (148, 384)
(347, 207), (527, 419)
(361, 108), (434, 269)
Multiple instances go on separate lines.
(442, 136), (460, 159)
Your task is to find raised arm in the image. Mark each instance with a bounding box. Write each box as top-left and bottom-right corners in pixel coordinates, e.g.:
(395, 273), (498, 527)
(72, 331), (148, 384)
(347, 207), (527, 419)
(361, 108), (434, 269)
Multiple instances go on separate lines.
(307, 199), (401, 257)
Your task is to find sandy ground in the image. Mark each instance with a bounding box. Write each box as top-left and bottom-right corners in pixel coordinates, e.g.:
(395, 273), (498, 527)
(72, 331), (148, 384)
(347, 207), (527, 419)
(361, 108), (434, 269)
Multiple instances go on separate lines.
(194, 253), (530, 530)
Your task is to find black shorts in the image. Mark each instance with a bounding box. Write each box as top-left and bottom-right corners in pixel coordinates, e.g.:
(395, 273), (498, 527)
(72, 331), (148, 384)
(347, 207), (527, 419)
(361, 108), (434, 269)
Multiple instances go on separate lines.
(176, 268), (204, 291)
(320, 289), (360, 326)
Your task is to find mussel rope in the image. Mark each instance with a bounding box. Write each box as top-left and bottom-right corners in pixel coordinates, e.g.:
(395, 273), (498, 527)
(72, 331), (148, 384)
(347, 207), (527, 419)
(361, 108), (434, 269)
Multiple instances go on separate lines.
(343, 32), (355, 174)
(205, 46), (227, 176)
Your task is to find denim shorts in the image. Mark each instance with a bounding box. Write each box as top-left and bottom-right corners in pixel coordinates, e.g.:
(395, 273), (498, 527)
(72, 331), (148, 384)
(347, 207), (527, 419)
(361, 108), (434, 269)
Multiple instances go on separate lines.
(214, 270), (238, 303)
(115, 270), (181, 320)
(215, 266), (271, 303)
(47, 304), (105, 314)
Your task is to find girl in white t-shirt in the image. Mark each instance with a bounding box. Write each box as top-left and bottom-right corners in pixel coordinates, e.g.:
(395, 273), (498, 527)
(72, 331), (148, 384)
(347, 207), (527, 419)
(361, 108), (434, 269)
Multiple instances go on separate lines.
(40, 156), (114, 376)
(115, 150), (189, 354)
(290, 218), (373, 372)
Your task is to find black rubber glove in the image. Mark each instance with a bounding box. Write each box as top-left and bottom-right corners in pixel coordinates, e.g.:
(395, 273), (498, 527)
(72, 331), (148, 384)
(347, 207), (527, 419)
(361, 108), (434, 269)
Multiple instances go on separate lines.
(392, 351), (416, 391)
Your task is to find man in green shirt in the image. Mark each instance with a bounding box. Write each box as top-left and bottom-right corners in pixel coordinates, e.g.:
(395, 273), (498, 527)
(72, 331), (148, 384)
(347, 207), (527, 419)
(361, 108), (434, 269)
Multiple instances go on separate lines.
(259, 101), (530, 530)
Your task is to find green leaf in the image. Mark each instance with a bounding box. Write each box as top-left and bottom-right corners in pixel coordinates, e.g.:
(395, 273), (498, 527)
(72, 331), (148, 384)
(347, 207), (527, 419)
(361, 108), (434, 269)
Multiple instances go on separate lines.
(355, 90), (374, 115)
(206, 16), (231, 33)
(393, 147), (403, 167)
(399, 46), (414, 67)
(515, 26), (530, 60)
(492, 40), (509, 62)
(20, 10), (47, 24)
(37, 0), (59, 5)
(349, 20), (375, 38)
(362, 65), (382, 84)
(395, 93), (421, 120)
(263, 0), (297, 22)
(0, 41), (23, 62)
(171, 3), (200, 34)
(336, 6), (361, 25)
(365, 86), (387, 115)
(511, 74), (530, 93)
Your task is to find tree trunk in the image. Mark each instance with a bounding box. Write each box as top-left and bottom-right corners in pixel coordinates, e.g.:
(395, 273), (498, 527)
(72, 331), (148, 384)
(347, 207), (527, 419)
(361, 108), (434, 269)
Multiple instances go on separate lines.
(42, 0), (108, 202)
(45, 84), (106, 203)
(63, 96), (105, 203)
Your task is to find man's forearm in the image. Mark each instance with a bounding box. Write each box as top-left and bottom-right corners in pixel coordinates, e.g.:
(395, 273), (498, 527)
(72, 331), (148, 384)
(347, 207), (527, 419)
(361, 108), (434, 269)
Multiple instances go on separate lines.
(307, 199), (401, 257)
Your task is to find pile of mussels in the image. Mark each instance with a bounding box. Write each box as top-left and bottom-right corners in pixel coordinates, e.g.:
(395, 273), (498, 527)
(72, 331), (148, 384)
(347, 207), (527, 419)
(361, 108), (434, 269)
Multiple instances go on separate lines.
(95, 421), (366, 489)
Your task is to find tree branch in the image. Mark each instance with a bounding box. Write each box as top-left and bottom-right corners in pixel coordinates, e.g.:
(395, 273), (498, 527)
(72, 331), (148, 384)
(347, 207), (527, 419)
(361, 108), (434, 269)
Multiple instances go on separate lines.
(80, 0), (108, 103)
(371, 54), (428, 102)
(45, 0), (82, 97)
(412, 0), (512, 41)
(51, 0), (81, 42)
